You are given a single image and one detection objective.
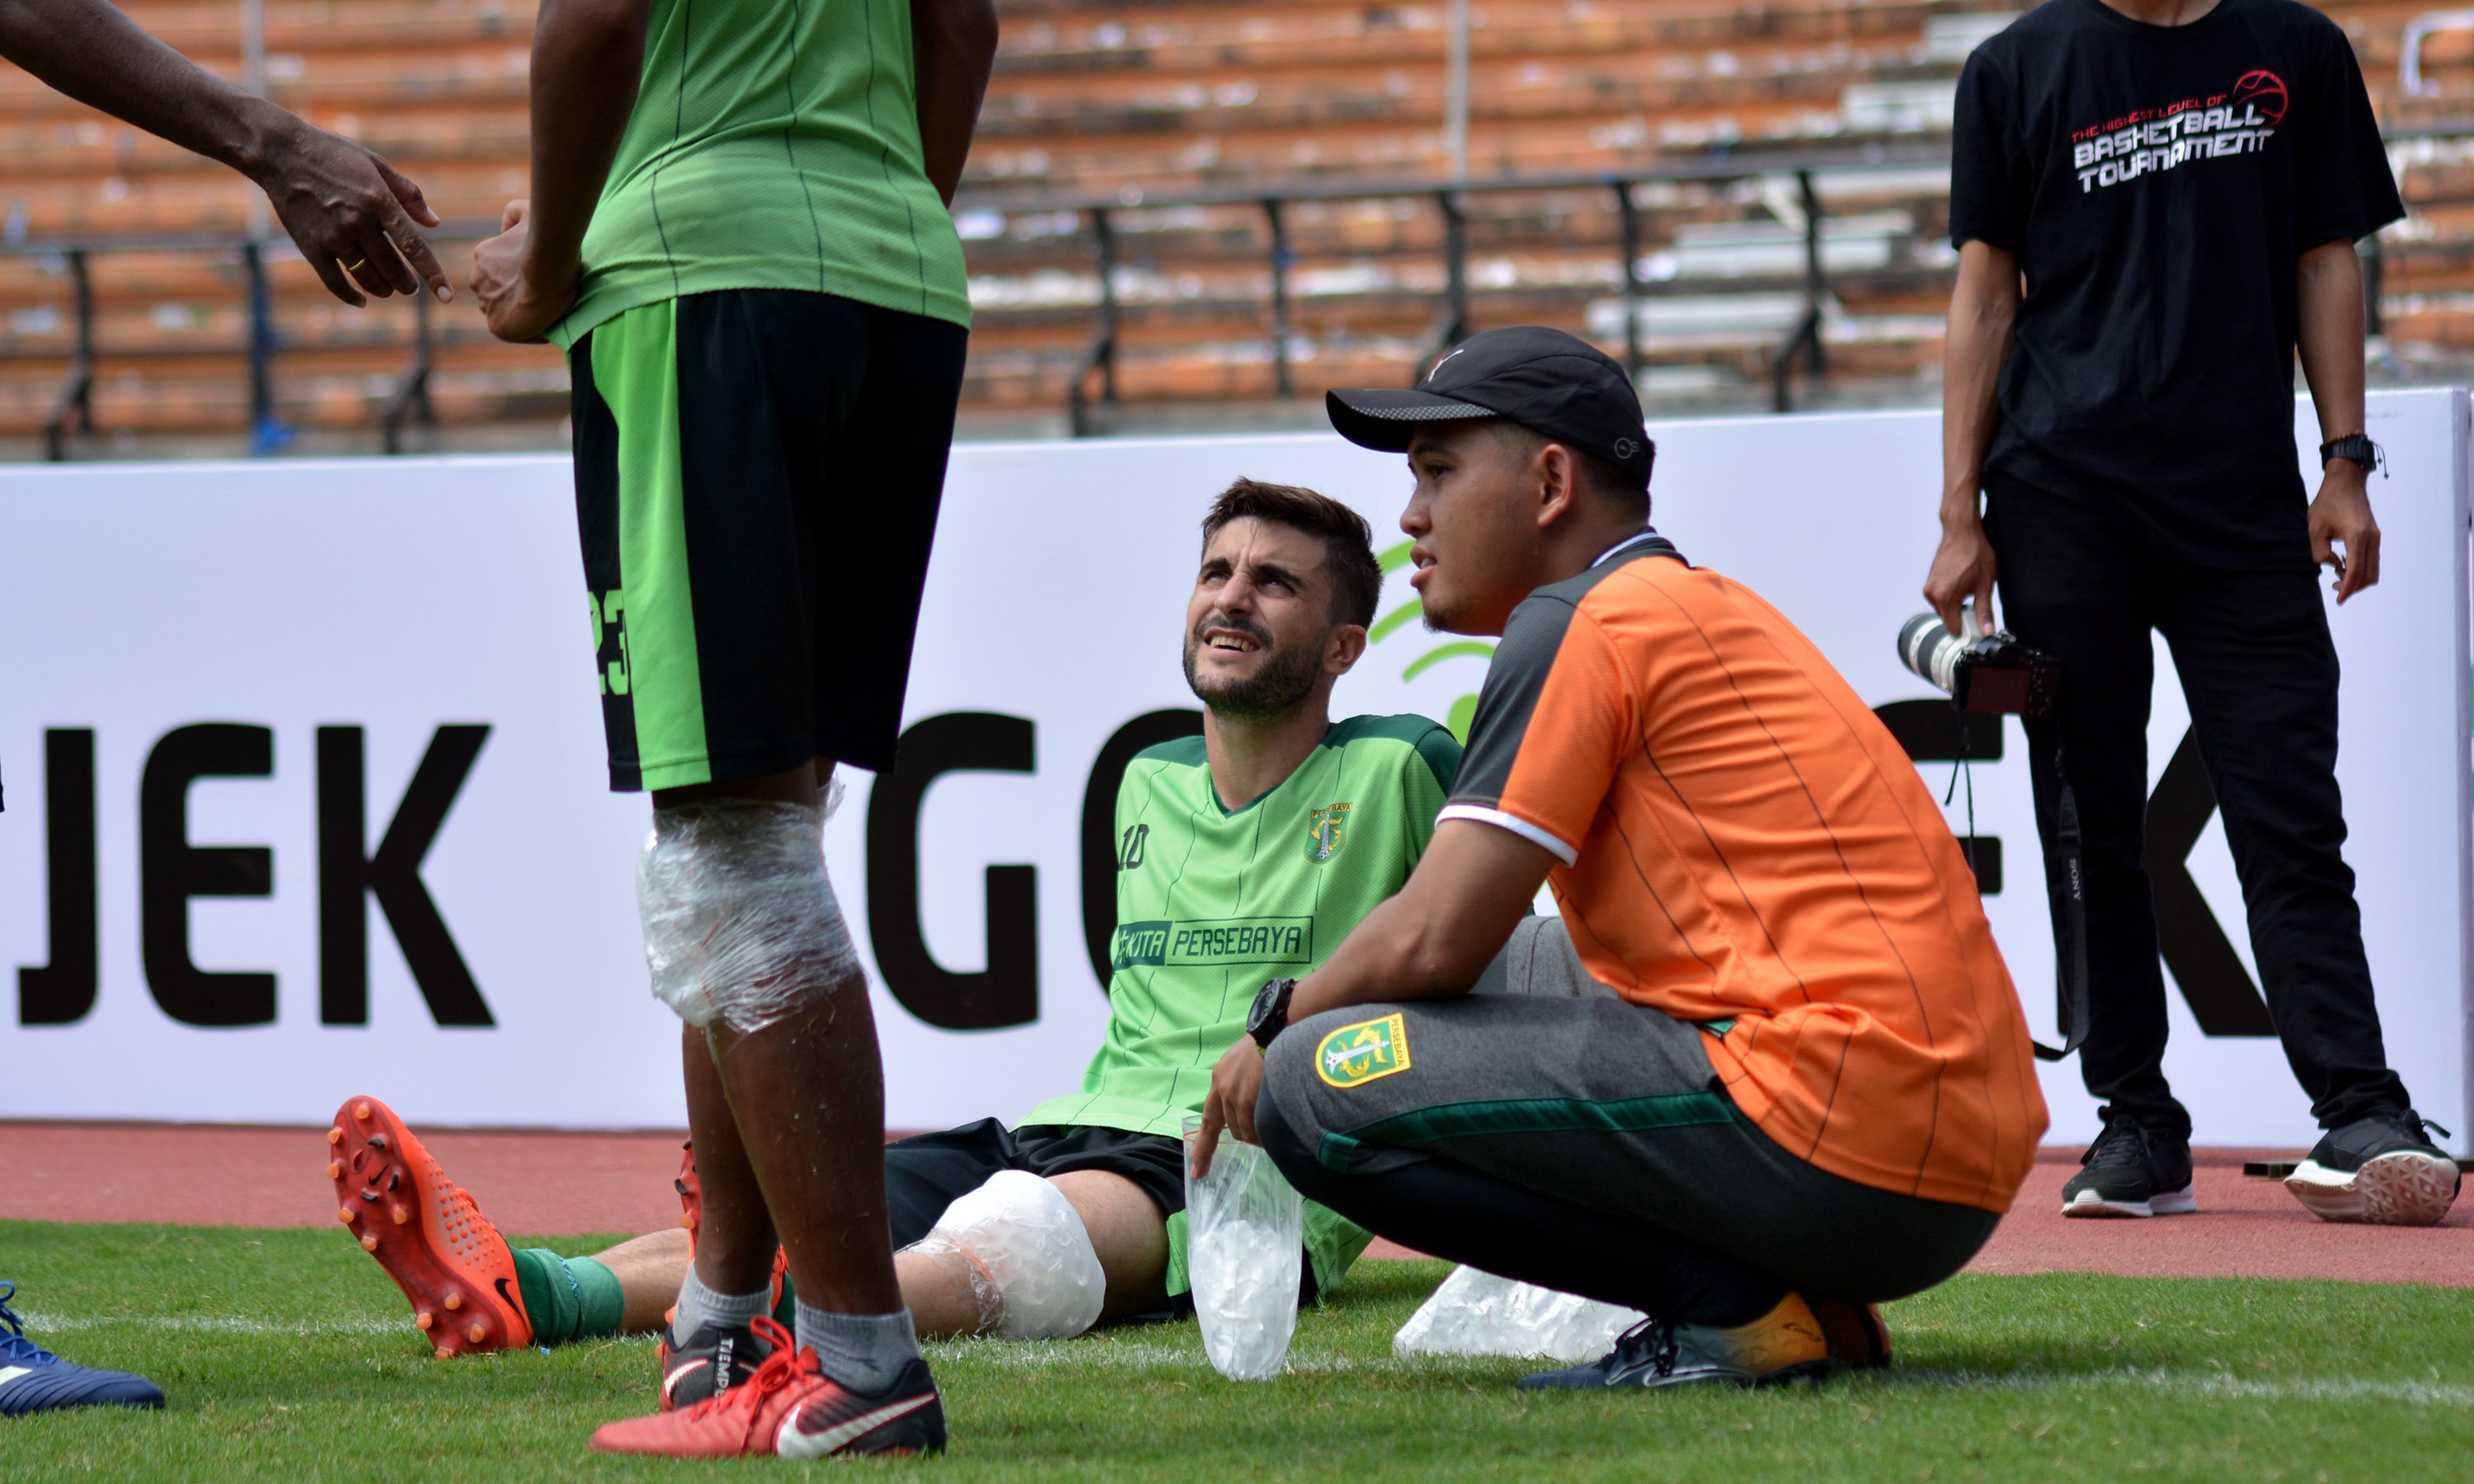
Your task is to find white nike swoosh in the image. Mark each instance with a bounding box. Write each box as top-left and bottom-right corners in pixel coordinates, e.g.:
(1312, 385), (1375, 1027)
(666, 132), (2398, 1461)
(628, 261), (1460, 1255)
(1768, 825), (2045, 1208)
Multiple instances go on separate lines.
(777, 1390), (936, 1458)
(661, 1360), (703, 1407)
(0, 1365), (31, 1388)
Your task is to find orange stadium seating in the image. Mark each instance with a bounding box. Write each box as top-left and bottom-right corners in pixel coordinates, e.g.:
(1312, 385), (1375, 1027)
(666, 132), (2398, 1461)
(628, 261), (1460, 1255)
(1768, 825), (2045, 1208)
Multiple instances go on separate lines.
(0, 0), (2468, 450)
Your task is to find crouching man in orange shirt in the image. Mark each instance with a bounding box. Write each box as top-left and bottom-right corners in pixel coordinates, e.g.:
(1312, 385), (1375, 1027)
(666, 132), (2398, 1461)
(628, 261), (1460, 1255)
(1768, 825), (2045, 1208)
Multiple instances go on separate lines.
(1197, 326), (2049, 1391)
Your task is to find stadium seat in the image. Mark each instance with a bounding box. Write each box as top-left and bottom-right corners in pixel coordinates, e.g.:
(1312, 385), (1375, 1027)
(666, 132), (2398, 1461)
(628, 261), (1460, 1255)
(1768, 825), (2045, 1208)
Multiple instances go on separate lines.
(0, 0), (2464, 444)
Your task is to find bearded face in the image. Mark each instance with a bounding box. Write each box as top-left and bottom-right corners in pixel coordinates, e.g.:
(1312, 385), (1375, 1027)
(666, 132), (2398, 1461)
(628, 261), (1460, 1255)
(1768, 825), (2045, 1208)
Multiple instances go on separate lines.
(1182, 517), (1343, 726)
(1183, 605), (1325, 721)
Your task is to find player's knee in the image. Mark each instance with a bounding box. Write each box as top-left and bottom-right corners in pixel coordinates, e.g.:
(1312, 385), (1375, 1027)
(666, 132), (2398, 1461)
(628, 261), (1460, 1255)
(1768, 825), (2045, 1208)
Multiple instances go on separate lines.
(634, 797), (857, 1033)
(901, 1171), (1106, 1341)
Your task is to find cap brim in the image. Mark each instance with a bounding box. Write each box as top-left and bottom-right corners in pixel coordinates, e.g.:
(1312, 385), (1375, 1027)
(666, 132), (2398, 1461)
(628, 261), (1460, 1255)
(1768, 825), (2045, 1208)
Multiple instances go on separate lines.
(1324, 388), (1496, 453)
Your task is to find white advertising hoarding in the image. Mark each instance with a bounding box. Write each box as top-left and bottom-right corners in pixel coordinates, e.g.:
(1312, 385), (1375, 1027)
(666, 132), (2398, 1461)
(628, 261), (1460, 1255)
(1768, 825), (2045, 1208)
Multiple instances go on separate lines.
(2, 390), (2465, 1148)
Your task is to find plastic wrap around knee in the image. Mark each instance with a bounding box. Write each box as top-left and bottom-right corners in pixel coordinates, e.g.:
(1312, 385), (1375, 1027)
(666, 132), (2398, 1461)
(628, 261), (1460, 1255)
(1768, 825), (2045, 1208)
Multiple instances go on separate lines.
(904, 1171), (1106, 1341)
(636, 797), (858, 1034)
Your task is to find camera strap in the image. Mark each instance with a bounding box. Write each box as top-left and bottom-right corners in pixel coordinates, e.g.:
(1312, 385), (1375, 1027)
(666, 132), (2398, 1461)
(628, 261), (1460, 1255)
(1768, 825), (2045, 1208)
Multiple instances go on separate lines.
(2034, 752), (2091, 1063)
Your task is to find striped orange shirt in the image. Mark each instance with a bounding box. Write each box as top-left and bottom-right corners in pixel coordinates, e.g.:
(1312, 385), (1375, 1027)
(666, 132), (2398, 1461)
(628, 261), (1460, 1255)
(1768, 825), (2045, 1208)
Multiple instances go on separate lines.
(1442, 535), (2047, 1213)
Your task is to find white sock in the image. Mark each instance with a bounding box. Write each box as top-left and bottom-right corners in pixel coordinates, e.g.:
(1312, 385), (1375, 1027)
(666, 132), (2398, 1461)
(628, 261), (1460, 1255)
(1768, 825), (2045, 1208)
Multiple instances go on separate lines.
(673, 1268), (770, 1337)
(795, 1300), (920, 1395)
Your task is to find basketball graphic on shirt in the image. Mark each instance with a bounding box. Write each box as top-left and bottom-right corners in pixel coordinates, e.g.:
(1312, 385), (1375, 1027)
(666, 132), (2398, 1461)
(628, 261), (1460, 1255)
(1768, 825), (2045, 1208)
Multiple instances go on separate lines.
(2228, 69), (2288, 125)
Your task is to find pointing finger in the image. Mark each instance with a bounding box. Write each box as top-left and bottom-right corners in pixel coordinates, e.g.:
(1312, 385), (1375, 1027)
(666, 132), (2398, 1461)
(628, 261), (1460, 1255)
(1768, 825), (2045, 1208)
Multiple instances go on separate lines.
(380, 195), (453, 303)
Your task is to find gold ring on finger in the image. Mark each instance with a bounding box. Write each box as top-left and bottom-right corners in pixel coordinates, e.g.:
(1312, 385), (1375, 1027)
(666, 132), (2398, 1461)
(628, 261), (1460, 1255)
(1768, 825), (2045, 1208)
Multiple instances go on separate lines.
(345, 258), (367, 272)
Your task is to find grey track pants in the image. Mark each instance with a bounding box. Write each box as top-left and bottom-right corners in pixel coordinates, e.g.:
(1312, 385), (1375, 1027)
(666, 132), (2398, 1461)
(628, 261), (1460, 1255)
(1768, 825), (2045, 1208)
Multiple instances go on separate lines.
(1257, 918), (2001, 1304)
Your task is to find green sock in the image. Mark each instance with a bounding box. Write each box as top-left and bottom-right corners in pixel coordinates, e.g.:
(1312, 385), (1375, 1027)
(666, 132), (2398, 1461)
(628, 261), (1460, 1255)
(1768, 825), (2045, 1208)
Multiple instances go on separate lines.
(774, 1273), (799, 1328)
(509, 1248), (628, 1346)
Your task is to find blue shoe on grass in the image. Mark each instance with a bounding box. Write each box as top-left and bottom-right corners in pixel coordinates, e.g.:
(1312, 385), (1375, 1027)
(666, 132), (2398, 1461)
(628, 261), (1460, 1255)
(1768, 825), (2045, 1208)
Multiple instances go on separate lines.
(0, 1280), (165, 1416)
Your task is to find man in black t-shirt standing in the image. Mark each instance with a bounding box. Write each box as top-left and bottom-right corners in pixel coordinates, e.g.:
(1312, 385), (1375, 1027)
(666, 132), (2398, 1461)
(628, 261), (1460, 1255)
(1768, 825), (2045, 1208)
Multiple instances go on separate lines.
(1926, 0), (2461, 1226)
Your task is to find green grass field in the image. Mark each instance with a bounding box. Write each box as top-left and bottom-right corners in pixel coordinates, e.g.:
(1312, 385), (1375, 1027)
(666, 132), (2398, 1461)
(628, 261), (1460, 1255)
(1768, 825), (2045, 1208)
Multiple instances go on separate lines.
(2, 1219), (2469, 1482)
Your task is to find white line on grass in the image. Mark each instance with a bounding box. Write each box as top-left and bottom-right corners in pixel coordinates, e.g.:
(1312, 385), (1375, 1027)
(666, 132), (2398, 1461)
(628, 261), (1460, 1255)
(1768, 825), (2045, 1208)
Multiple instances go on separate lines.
(932, 1343), (2474, 1404)
(19, 1312), (404, 1337)
(1891, 1369), (2474, 1407)
(18, 1317), (2473, 1408)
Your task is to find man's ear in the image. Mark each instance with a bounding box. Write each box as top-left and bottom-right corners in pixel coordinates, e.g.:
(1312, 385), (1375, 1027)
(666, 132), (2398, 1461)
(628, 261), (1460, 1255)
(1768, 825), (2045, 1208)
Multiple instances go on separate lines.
(1323, 622), (1370, 676)
(1531, 442), (1582, 531)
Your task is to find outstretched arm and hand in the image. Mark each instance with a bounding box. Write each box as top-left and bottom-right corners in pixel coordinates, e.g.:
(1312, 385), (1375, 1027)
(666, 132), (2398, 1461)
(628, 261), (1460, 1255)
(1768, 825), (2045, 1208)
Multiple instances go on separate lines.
(2298, 237), (2380, 604)
(469, 0), (648, 342)
(0, 0), (449, 306)
(1192, 819), (1555, 1172)
(1921, 239), (2020, 636)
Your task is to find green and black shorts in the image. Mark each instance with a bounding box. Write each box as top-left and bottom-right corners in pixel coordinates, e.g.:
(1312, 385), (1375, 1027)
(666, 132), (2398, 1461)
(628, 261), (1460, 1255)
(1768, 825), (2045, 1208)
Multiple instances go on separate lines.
(568, 289), (969, 791)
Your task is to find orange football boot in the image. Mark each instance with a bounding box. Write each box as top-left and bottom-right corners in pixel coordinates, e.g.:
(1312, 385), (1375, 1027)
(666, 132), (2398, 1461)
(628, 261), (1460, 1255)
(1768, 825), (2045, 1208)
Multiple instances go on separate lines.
(1808, 1298), (1892, 1369)
(675, 1140), (701, 1252)
(593, 1317), (946, 1458)
(326, 1095), (532, 1358)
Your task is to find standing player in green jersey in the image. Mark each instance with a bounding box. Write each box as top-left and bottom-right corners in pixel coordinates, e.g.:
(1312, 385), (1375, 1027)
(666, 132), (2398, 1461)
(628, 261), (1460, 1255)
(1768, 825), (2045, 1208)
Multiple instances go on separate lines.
(454, 0), (996, 1460)
(323, 480), (1460, 1379)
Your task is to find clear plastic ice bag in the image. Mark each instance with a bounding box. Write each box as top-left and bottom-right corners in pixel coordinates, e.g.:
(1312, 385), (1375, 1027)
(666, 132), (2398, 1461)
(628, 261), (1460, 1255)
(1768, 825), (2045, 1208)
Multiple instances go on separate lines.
(1391, 1264), (1646, 1363)
(1183, 1116), (1303, 1381)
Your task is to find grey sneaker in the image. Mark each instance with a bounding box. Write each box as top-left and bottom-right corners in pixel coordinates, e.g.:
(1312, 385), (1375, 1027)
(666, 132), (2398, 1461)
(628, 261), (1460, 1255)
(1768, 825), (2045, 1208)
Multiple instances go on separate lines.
(2061, 1116), (2196, 1218)
(2285, 1112), (2461, 1227)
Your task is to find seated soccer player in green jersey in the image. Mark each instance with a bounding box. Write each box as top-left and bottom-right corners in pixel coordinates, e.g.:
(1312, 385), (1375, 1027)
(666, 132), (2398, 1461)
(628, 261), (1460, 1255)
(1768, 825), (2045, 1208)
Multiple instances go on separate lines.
(328, 477), (1460, 1400)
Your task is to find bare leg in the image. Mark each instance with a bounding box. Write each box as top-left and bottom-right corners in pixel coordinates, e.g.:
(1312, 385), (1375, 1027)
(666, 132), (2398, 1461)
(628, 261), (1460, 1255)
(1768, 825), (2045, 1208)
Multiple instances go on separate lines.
(1051, 1171), (1172, 1325)
(598, 1169), (1174, 1340)
(680, 1024), (775, 1295)
(703, 991), (900, 1313)
(894, 1248), (983, 1339)
(899, 1170), (1172, 1340)
(653, 758), (901, 1317)
(590, 1228), (695, 1334)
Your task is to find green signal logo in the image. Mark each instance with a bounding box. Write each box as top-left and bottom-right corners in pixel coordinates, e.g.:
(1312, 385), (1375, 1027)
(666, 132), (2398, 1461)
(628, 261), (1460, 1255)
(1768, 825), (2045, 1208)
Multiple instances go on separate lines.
(1371, 539), (1493, 742)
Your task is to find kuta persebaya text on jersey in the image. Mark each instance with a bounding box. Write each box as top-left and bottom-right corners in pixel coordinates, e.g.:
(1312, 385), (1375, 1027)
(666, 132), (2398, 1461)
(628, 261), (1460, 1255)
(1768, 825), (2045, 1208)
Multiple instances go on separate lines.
(1111, 917), (1313, 970)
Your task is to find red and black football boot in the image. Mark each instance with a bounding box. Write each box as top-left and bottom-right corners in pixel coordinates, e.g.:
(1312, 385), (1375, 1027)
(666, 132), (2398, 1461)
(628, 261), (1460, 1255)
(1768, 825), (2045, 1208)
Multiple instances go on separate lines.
(593, 1317), (946, 1458)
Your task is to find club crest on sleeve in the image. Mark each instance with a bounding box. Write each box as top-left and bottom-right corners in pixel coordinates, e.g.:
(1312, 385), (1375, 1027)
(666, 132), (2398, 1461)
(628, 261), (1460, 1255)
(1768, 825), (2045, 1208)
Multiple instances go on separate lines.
(1305, 802), (1352, 863)
(1316, 1012), (1410, 1088)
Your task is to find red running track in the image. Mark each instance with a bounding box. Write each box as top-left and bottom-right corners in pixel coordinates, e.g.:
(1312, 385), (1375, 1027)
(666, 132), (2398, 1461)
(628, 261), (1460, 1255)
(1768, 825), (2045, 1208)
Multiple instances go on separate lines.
(2, 1124), (2464, 1287)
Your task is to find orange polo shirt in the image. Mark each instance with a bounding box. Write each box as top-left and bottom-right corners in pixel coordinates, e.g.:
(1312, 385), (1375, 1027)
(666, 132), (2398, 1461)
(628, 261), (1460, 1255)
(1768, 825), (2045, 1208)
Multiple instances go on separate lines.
(1441, 534), (2047, 1214)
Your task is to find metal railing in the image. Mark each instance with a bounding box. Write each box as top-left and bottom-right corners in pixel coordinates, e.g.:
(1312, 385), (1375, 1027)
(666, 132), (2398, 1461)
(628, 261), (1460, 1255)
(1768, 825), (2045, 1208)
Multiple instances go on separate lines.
(1, 226), (487, 460)
(6, 124), (2461, 454)
(967, 119), (2474, 432)
(959, 142), (1955, 434)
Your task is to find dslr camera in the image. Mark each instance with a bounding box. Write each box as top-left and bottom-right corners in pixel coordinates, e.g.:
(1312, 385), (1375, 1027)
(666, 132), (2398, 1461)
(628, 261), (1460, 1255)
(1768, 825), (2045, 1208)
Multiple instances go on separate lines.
(1897, 606), (2060, 717)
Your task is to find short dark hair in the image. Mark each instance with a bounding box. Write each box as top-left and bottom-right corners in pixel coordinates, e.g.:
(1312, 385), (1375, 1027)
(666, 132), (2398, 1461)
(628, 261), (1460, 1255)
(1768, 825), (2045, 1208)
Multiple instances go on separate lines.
(1199, 478), (1383, 630)
(1489, 420), (1650, 519)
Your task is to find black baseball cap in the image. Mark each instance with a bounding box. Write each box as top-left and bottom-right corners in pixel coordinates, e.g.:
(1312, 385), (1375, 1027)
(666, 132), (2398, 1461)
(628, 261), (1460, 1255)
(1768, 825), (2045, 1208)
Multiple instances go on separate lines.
(1324, 326), (1654, 489)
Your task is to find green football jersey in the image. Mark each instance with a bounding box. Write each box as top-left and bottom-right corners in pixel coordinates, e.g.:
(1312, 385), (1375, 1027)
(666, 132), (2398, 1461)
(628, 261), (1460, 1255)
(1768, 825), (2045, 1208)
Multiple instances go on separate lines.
(1028, 713), (1460, 1136)
(1023, 713), (1460, 1298)
(547, 0), (970, 352)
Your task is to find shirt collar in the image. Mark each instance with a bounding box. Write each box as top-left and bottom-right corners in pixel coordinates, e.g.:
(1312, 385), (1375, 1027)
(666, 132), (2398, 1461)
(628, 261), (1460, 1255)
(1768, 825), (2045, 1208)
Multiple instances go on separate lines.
(1591, 529), (1660, 567)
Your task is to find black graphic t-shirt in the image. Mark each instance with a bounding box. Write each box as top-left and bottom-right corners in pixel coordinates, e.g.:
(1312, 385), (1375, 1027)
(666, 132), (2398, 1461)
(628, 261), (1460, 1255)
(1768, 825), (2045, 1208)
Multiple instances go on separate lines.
(1950, 0), (2401, 566)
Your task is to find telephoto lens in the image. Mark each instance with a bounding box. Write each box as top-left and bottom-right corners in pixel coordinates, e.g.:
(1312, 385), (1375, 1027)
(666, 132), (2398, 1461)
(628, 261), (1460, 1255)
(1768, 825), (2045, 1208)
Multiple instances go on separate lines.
(1895, 606), (2062, 716)
(1898, 610), (1973, 696)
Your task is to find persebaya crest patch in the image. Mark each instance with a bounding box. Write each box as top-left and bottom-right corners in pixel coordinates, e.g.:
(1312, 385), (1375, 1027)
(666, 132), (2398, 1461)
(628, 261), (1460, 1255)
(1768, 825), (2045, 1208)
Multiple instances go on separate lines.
(1305, 802), (1352, 863)
(1315, 1012), (1411, 1089)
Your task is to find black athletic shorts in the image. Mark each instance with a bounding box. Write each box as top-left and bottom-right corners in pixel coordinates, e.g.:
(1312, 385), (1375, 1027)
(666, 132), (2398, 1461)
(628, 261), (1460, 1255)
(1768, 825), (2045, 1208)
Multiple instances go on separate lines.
(883, 1118), (1187, 1247)
(737, 1119), (1323, 1322)
(567, 289), (970, 791)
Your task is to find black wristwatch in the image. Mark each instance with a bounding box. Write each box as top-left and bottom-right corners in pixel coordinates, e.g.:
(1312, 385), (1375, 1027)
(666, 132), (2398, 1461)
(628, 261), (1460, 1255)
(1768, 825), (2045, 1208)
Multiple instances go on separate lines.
(1247, 978), (1298, 1050)
(2319, 433), (2381, 473)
